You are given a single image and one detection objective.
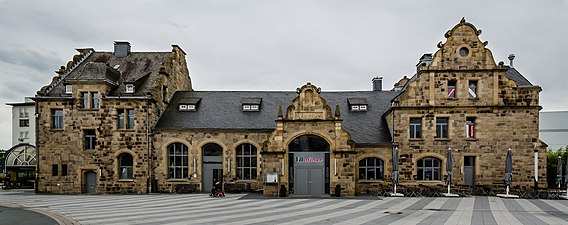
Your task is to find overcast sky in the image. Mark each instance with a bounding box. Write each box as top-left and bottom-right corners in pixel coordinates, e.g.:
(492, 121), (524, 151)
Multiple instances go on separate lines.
(1, 0), (567, 150)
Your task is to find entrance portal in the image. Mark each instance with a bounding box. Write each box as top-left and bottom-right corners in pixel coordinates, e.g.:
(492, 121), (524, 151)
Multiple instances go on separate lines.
(202, 143), (223, 193)
(288, 135), (330, 196)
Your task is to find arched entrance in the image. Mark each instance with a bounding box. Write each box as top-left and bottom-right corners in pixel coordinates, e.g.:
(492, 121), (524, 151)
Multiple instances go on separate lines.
(2, 144), (36, 189)
(202, 143), (223, 193)
(288, 135), (330, 196)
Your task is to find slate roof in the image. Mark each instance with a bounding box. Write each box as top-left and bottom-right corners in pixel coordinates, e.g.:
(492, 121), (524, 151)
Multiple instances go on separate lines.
(347, 98), (368, 105)
(155, 90), (399, 145)
(68, 62), (120, 85)
(45, 51), (170, 97)
(506, 67), (533, 87)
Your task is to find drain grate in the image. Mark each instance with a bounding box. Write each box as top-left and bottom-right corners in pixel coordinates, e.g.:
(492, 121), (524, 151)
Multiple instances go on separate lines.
(384, 211), (403, 214)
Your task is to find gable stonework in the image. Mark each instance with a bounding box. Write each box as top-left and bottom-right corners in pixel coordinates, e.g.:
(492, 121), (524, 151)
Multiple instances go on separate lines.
(385, 19), (544, 191)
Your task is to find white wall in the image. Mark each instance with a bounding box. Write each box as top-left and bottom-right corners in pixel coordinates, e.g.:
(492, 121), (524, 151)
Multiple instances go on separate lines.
(540, 111), (568, 150)
(10, 98), (35, 146)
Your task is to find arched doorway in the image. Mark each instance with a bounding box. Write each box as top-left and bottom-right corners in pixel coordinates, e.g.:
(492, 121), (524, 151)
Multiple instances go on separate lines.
(202, 143), (223, 193)
(2, 144), (36, 189)
(288, 135), (330, 196)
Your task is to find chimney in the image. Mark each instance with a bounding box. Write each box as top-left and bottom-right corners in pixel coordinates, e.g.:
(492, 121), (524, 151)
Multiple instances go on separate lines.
(372, 76), (383, 91)
(416, 53), (433, 71)
(114, 41), (131, 57)
(508, 54), (515, 67)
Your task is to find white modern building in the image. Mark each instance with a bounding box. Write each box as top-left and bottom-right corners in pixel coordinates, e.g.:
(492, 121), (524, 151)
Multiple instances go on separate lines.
(6, 97), (35, 146)
(540, 111), (568, 150)
(3, 97), (37, 189)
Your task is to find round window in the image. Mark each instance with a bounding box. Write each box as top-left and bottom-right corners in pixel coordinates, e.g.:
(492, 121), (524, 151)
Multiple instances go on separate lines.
(459, 47), (469, 57)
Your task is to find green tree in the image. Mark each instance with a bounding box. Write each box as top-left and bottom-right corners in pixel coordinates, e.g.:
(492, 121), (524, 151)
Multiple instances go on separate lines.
(547, 146), (568, 188)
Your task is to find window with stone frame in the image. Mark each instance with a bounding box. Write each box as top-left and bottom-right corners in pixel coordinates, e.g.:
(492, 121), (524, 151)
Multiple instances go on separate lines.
(168, 143), (188, 179)
(52, 164), (58, 176)
(118, 153), (133, 179)
(52, 109), (63, 129)
(468, 80), (478, 98)
(61, 164), (68, 176)
(84, 129), (96, 151)
(81, 91), (99, 109)
(466, 117), (476, 139)
(417, 157), (441, 180)
(118, 109), (135, 129)
(162, 85), (168, 103)
(409, 118), (422, 139)
(91, 92), (99, 108)
(435, 117), (449, 139)
(236, 143), (257, 180)
(358, 157), (384, 180)
(447, 80), (457, 98)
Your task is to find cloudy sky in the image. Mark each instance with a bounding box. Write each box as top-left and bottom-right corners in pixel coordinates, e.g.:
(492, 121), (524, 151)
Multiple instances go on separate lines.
(1, 0), (567, 150)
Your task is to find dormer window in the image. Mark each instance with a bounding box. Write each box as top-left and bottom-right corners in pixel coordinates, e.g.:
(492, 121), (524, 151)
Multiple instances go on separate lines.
(178, 97), (201, 112)
(65, 85), (72, 94)
(179, 104), (196, 111)
(125, 84), (135, 93)
(347, 98), (368, 112)
(241, 97), (262, 112)
(242, 104), (260, 112)
(350, 105), (367, 111)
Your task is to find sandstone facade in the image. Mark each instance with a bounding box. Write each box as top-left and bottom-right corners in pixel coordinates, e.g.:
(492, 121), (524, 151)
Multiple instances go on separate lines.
(36, 43), (191, 194)
(35, 19), (545, 196)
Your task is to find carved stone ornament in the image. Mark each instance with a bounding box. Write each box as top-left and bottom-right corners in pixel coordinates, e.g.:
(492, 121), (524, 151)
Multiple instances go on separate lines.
(286, 83), (333, 120)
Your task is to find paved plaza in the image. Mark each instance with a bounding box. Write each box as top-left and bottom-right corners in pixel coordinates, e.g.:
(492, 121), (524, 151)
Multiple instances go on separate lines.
(2, 190), (568, 225)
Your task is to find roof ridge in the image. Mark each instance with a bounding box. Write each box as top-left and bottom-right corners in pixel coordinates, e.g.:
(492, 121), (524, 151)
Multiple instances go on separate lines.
(45, 50), (94, 95)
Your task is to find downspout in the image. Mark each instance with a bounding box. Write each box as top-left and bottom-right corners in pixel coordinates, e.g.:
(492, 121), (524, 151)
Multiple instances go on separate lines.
(392, 107), (395, 144)
(391, 103), (396, 186)
(34, 99), (39, 193)
(146, 104), (151, 193)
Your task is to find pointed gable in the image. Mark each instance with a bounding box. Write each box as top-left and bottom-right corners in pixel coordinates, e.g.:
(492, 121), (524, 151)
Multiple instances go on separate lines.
(429, 18), (497, 70)
(285, 83), (333, 120)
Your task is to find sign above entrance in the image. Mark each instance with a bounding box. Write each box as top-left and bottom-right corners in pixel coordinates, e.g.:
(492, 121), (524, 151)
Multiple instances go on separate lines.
(294, 152), (325, 166)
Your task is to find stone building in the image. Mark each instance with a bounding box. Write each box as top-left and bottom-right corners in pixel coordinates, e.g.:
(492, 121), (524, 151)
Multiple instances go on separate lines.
(384, 18), (545, 193)
(35, 19), (545, 196)
(35, 42), (192, 193)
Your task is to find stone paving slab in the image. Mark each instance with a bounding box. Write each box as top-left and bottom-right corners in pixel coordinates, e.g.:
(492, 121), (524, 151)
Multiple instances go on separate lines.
(2, 190), (568, 225)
